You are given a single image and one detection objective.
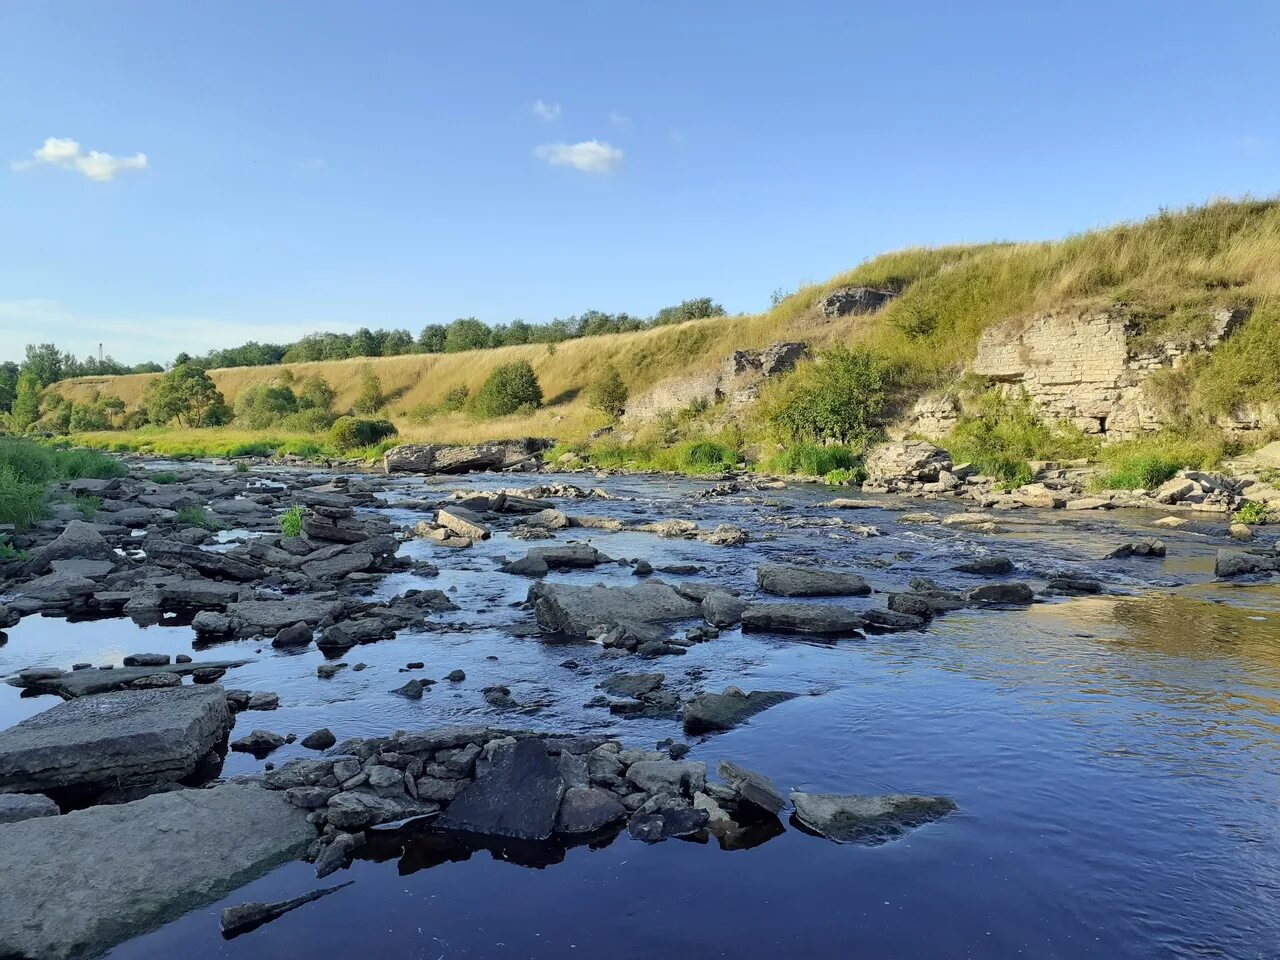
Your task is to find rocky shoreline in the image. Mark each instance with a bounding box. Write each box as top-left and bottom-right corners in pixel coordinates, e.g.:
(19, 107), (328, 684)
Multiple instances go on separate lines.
(1, 444), (1277, 958)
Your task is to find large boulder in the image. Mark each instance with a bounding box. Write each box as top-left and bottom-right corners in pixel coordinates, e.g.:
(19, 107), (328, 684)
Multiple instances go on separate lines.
(0, 685), (232, 795)
(741, 603), (865, 636)
(1215, 549), (1278, 579)
(864, 441), (952, 486)
(790, 791), (956, 844)
(757, 563), (870, 597)
(436, 738), (566, 840)
(0, 782), (313, 960)
(23, 520), (117, 575)
(528, 581), (701, 636)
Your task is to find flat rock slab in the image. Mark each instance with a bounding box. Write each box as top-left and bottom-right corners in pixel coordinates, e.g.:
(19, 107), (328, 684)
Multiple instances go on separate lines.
(0, 685), (231, 794)
(437, 738), (566, 840)
(528, 581), (701, 636)
(683, 689), (798, 734)
(224, 597), (346, 634)
(0, 782), (313, 960)
(791, 791), (956, 844)
(757, 563), (871, 597)
(741, 603), (865, 636)
(6, 660), (249, 698)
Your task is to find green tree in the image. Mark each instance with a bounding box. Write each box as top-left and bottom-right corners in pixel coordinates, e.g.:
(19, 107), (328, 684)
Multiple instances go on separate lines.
(585, 364), (628, 419)
(8, 371), (41, 431)
(233, 382), (298, 428)
(417, 324), (447, 353)
(761, 347), (893, 445)
(0, 362), (19, 414)
(295, 375), (336, 411)
(444, 317), (492, 353)
(144, 363), (230, 427)
(353, 368), (385, 414)
(472, 361), (542, 418)
(22, 343), (67, 386)
(651, 297), (726, 326)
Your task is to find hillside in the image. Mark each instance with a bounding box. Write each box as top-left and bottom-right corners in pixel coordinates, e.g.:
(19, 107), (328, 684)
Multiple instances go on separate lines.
(55, 198), (1280, 450)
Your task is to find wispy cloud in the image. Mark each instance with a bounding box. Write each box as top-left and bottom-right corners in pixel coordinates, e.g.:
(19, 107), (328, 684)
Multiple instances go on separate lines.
(609, 111), (631, 129)
(534, 140), (623, 174)
(532, 99), (562, 122)
(11, 137), (148, 182)
(0, 299), (360, 365)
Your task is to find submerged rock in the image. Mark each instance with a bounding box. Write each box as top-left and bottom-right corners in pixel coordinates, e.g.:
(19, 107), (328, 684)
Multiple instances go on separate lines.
(741, 603), (865, 636)
(790, 791), (956, 844)
(220, 882), (352, 939)
(683, 688), (798, 734)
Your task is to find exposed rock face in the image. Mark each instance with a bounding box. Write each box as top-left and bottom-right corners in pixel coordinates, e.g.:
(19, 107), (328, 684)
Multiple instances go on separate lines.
(384, 439), (552, 474)
(0, 782), (313, 960)
(0, 685), (232, 795)
(817, 286), (895, 318)
(864, 441), (952, 489)
(623, 341), (809, 423)
(970, 306), (1245, 439)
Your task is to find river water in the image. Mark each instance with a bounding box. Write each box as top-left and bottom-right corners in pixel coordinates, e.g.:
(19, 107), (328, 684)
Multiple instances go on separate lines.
(2, 470), (1278, 959)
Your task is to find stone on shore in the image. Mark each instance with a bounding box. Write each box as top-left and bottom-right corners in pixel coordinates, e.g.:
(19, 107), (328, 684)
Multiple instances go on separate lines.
(757, 563), (871, 597)
(0, 685), (232, 795)
(0, 782), (313, 960)
(790, 791), (956, 844)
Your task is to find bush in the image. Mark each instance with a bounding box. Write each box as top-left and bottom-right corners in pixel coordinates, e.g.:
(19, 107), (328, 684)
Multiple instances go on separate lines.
(472, 361), (542, 418)
(441, 383), (470, 412)
(586, 365), (628, 420)
(233, 382), (298, 429)
(945, 391), (1097, 486)
(329, 416), (397, 452)
(353, 369), (386, 415)
(280, 408), (337, 432)
(295, 375), (336, 412)
(824, 467), (867, 486)
(761, 347), (894, 445)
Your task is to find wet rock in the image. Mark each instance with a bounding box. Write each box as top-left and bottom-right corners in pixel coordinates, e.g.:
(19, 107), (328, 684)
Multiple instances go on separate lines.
(437, 506), (491, 540)
(1045, 576), (1103, 595)
(223, 597), (346, 637)
(1215, 548), (1279, 579)
(0, 685), (231, 795)
(1104, 538), (1166, 559)
(317, 662), (347, 679)
(445, 669), (466, 682)
(741, 603), (865, 636)
(717, 761), (785, 815)
(0, 782), (313, 960)
(192, 611), (233, 635)
(220, 882), (352, 939)
(13, 570), (97, 605)
(22, 519), (116, 575)
(757, 563), (871, 597)
(790, 791), (956, 844)
(626, 759), (707, 797)
(862, 608), (928, 632)
(6, 661), (247, 698)
(953, 556), (1014, 575)
(301, 551), (375, 581)
(393, 679), (426, 700)
(122, 653), (171, 668)
(247, 691), (279, 711)
(313, 832), (359, 878)
(437, 738), (566, 840)
(683, 688), (798, 734)
(699, 524), (749, 546)
(499, 554), (549, 577)
(527, 543), (609, 569)
(482, 685), (518, 708)
(231, 729), (287, 755)
(301, 728), (337, 751)
(627, 803), (709, 841)
(555, 786), (627, 834)
(632, 559), (654, 576)
(271, 621), (314, 649)
(128, 673), (183, 689)
(0, 792), (59, 824)
(701, 589), (747, 627)
(528, 581), (701, 636)
(601, 672), (665, 699)
(967, 582), (1034, 605)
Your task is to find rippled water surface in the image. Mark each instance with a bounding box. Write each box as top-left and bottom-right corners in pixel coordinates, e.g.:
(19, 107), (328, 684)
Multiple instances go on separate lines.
(3, 470), (1279, 959)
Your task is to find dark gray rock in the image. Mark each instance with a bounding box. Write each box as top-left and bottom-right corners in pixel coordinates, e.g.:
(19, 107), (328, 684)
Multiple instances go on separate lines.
(683, 688), (798, 734)
(23, 520), (116, 575)
(122, 653), (170, 668)
(301, 728), (336, 751)
(967, 582), (1034, 605)
(741, 603), (865, 636)
(271, 621), (314, 649)
(0, 792), (59, 824)
(862, 608), (927, 632)
(701, 589), (747, 626)
(1104, 538), (1166, 559)
(220, 882), (352, 939)
(790, 791), (956, 844)
(1215, 548), (1279, 578)
(0, 782), (313, 960)
(0, 685), (232, 795)
(953, 556), (1014, 575)
(627, 804), (709, 841)
(230, 729), (286, 755)
(437, 738), (566, 840)
(717, 760), (785, 814)
(601, 672), (665, 699)
(555, 786), (627, 834)
(757, 563), (870, 597)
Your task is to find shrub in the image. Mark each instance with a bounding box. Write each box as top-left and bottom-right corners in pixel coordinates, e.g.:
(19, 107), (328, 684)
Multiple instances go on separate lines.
(175, 505), (221, 531)
(295, 375), (336, 412)
(945, 391), (1096, 486)
(151, 471), (181, 484)
(441, 383), (470, 412)
(279, 504), (306, 537)
(0, 465), (46, 527)
(353, 369), (386, 414)
(280, 407), (337, 432)
(472, 361), (542, 418)
(586, 365), (628, 420)
(761, 347), (894, 445)
(0, 535), (29, 561)
(824, 466), (867, 486)
(7, 371), (41, 432)
(1233, 500), (1269, 525)
(233, 382), (298, 429)
(329, 416), (397, 452)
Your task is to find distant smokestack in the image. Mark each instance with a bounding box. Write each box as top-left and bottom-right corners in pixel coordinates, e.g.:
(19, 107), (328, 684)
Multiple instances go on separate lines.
(98, 343), (103, 362)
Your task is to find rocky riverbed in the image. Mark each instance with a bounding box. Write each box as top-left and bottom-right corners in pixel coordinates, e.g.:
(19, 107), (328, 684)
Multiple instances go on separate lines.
(1, 454), (1279, 959)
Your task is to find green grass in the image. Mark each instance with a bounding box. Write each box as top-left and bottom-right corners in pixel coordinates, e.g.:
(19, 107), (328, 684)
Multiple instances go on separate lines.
(1233, 500), (1270, 525)
(279, 504), (306, 537)
(941, 392), (1098, 488)
(0, 438), (126, 527)
(1089, 433), (1233, 491)
(73, 495), (101, 519)
(757, 442), (863, 477)
(150, 471), (182, 484)
(175, 505), (222, 531)
(0, 536), (29, 562)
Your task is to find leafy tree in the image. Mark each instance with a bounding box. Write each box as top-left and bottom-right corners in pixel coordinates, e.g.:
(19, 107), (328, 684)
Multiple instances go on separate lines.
(651, 297), (726, 326)
(22, 343), (67, 386)
(353, 368), (385, 414)
(0, 362), (19, 414)
(144, 363), (230, 427)
(417, 324), (447, 353)
(8, 371), (41, 431)
(295, 375), (336, 411)
(472, 361), (542, 418)
(761, 347), (894, 445)
(444, 317), (492, 353)
(585, 364), (628, 419)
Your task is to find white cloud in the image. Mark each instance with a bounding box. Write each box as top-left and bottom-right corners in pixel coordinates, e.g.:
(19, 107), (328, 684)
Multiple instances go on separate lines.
(534, 140), (623, 174)
(0, 299), (359, 365)
(11, 137), (148, 182)
(532, 99), (562, 121)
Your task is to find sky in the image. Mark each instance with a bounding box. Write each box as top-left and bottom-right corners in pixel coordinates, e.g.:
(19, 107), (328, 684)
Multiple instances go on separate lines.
(2, 1), (1278, 365)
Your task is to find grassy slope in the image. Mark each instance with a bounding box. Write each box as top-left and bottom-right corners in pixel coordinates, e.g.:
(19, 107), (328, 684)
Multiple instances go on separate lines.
(59, 199), (1280, 451)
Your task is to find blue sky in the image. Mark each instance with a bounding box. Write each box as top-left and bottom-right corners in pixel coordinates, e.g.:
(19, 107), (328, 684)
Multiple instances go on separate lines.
(2, 1), (1277, 364)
